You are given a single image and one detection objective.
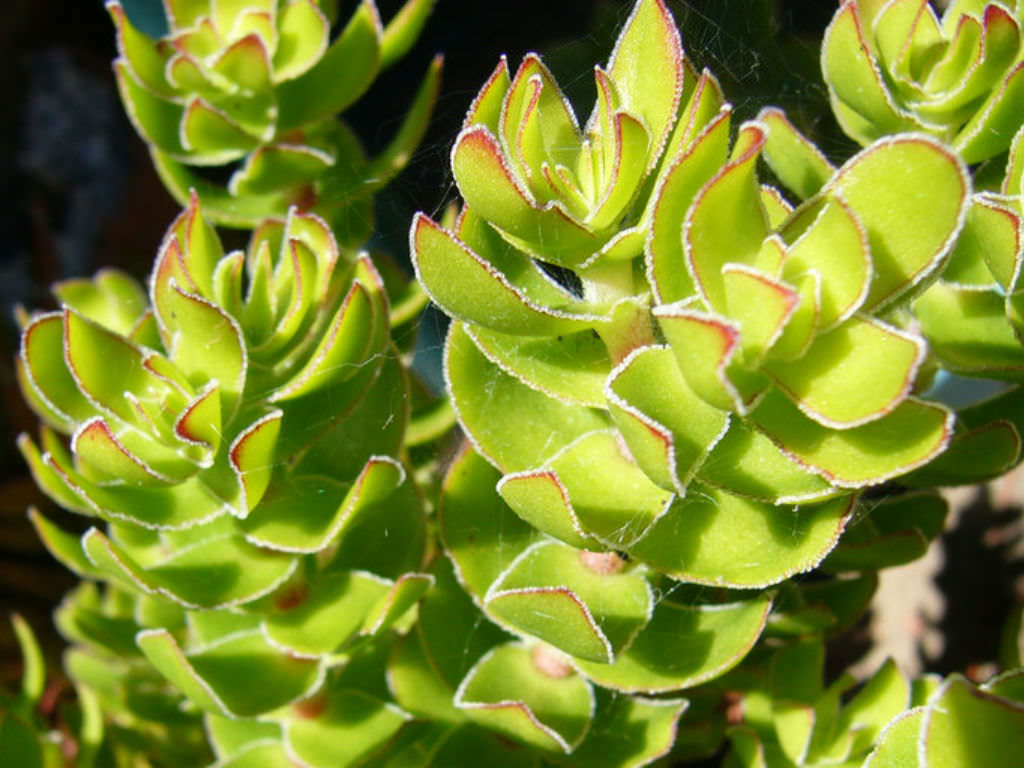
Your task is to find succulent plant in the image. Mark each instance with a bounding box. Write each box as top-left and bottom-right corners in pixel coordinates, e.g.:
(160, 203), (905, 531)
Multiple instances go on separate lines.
(411, 0), (967, 618)
(110, 0), (441, 237)
(647, 113), (966, 491)
(17, 197), (430, 766)
(822, 0), (1024, 163)
(16, 0), (1024, 765)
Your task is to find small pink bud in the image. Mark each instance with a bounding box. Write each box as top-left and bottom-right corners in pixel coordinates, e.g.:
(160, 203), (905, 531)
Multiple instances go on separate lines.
(532, 644), (574, 679)
(579, 550), (625, 575)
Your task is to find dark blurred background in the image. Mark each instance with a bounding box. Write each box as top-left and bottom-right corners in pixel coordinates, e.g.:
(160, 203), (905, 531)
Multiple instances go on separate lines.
(0, 0), (850, 682)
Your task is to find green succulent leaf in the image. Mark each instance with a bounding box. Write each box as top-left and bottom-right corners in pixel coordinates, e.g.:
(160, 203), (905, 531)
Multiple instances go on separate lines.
(417, 557), (513, 692)
(115, 60), (212, 161)
(388, 629), (465, 726)
(22, 435), (226, 529)
(777, 196), (869, 332)
(180, 98), (262, 158)
(439, 447), (543, 601)
(272, 0), (330, 81)
(750, 390), (953, 487)
(697, 421), (836, 504)
(277, 0), (381, 130)
(575, 595), (771, 693)
(567, 689), (688, 768)
(455, 642), (594, 753)
(956, 61), (1024, 163)
(606, 0), (684, 164)
(902, 419), (1022, 486)
(451, 127), (600, 266)
(654, 305), (749, 413)
(484, 540), (653, 663)
(262, 571), (391, 656)
(379, 0), (435, 69)
(82, 527), (298, 608)
(230, 143), (335, 197)
(283, 688), (410, 768)
(361, 572), (434, 635)
(630, 486), (853, 588)
(647, 107), (732, 304)
(799, 572), (877, 634)
(468, 325), (611, 407)
(500, 430), (673, 550)
(356, 53), (443, 196)
(831, 659), (910, 757)
(683, 123), (769, 311)
(757, 107), (835, 201)
(285, 349), (406, 479)
(411, 214), (599, 336)
(942, 196), (1020, 291)
(152, 150), (293, 227)
(822, 3), (912, 140)
(209, 741), (294, 768)
(445, 322), (609, 472)
(763, 316), (925, 428)
(107, 1), (173, 96)
(920, 676), (1024, 767)
(137, 628), (323, 718)
(915, 283), (1024, 378)
(827, 135), (968, 313)
(53, 268), (148, 335)
(239, 456), (405, 553)
(605, 344), (728, 494)
(27, 508), (101, 577)
(862, 708), (925, 768)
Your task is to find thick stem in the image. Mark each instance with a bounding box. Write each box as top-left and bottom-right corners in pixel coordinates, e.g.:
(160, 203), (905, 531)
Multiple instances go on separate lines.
(581, 261), (656, 363)
(581, 260), (635, 306)
(594, 297), (656, 365)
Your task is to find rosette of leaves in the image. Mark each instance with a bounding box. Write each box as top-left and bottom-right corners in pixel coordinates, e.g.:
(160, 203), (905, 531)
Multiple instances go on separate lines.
(17, 198), (431, 767)
(412, 0), (966, 614)
(822, 0), (1024, 163)
(110, 0), (441, 237)
(643, 110), (968, 495)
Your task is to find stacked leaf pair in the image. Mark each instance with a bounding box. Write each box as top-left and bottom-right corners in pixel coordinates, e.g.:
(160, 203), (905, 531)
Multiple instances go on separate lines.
(412, 0), (964, 635)
(17, 198), (429, 767)
(823, 0), (1024, 164)
(110, 0), (440, 238)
